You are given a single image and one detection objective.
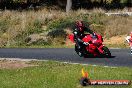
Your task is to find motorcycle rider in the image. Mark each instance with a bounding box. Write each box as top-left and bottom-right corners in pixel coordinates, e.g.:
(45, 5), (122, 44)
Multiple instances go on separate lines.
(126, 32), (132, 55)
(73, 21), (96, 56)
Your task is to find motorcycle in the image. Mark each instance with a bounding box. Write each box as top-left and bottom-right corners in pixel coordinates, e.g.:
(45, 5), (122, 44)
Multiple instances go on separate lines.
(69, 33), (111, 58)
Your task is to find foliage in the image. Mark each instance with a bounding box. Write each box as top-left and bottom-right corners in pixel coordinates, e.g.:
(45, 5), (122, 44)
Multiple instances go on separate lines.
(27, 19), (43, 34)
(0, 9), (132, 48)
(47, 18), (74, 31)
(47, 29), (66, 38)
(47, 29), (67, 45)
(0, 19), (9, 34)
(29, 39), (50, 46)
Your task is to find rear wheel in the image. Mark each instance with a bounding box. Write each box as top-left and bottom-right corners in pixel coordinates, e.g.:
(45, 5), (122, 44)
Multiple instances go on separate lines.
(102, 46), (111, 57)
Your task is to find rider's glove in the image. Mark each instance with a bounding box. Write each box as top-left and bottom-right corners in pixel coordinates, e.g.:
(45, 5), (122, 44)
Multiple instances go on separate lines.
(83, 42), (89, 45)
(74, 31), (77, 35)
(77, 38), (83, 43)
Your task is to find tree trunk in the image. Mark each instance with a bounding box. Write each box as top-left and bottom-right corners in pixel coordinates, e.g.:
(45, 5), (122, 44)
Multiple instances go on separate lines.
(66, 0), (72, 12)
(127, 0), (132, 11)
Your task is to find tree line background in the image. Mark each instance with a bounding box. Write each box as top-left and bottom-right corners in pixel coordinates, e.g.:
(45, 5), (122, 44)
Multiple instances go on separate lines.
(0, 0), (132, 11)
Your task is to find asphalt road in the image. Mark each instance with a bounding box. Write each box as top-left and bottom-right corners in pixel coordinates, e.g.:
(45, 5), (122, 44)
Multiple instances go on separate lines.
(0, 48), (132, 67)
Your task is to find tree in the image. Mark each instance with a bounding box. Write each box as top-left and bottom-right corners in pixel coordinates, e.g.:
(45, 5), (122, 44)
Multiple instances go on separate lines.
(66, 0), (72, 12)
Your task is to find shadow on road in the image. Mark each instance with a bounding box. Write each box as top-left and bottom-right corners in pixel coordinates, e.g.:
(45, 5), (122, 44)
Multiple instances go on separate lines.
(84, 55), (116, 58)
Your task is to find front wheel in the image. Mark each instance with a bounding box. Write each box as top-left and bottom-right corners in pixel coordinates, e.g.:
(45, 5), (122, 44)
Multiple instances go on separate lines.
(75, 45), (83, 57)
(75, 45), (88, 57)
(102, 46), (111, 57)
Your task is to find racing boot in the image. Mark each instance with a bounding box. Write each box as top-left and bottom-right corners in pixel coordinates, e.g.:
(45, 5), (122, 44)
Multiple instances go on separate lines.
(78, 52), (83, 57)
(77, 48), (83, 57)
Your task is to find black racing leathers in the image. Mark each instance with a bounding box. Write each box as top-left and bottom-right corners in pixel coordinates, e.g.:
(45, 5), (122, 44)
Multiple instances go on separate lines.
(73, 27), (94, 56)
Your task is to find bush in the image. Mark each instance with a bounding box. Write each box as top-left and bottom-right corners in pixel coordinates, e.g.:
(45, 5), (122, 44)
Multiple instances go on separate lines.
(13, 19), (44, 46)
(47, 18), (74, 30)
(47, 29), (67, 38)
(0, 19), (9, 34)
(33, 19), (43, 33)
(29, 39), (50, 46)
(14, 32), (27, 46)
(26, 19), (43, 35)
(47, 29), (67, 45)
(0, 9), (132, 47)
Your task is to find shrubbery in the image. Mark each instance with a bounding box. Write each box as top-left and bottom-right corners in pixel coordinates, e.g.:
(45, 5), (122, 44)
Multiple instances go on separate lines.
(47, 18), (74, 31)
(47, 29), (67, 45)
(0, 9), (131, 47)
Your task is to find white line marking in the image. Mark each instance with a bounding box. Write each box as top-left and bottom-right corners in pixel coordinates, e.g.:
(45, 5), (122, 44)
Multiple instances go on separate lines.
(104, 66), (109, 68)
(92, 65), (97, 66)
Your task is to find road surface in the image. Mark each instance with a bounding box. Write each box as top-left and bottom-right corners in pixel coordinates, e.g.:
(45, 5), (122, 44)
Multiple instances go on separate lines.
(0, 48), (132, 67)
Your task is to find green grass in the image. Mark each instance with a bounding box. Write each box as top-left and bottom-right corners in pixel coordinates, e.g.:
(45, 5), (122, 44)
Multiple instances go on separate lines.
(0, 61), (132, 88)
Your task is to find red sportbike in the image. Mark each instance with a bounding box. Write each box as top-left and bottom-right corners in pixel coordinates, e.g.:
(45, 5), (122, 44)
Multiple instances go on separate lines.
(69, 33), (111, 58)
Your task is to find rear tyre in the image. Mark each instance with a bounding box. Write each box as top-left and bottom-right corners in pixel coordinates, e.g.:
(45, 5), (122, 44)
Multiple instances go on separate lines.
(102, 46), (111, 57)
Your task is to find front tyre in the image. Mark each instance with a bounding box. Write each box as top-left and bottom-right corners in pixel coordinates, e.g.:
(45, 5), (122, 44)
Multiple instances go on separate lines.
(102, 46), (111, 57)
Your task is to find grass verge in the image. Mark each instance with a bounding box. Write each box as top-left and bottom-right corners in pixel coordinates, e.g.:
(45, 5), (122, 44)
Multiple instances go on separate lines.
(0, 60), (132, 88)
